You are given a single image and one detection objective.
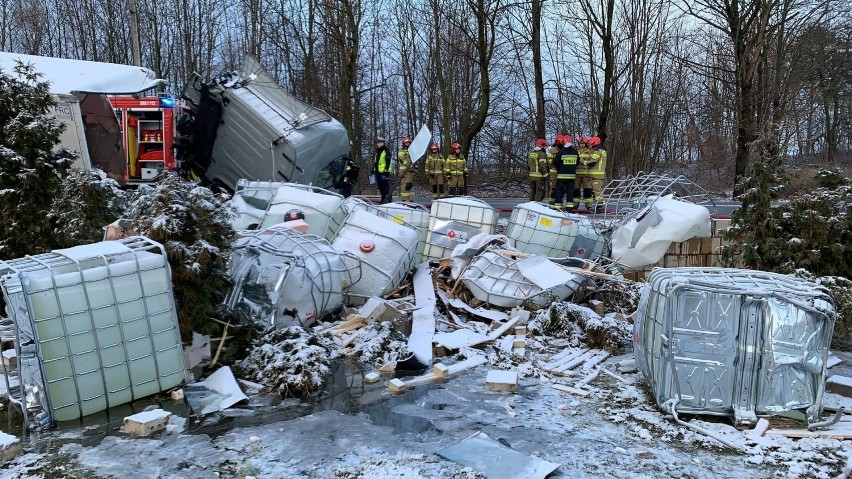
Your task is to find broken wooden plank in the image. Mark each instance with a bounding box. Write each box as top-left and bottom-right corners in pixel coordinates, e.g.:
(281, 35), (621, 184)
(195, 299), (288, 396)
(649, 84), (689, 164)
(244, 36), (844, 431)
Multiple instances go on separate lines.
(827, 354), (842, 369)
(575, 368), (601, 388)
(557, 350), (598, 373)
(540, 348), (590, 372)
(581, 351), (610, 372)
(0, 431), (21, 461)
(485, 370), (518, 393)
(763, 423), (852, 439)
(388, 372), (438, 394)
(747, 418), (770, 440)
(364, 372), (381, 384)
(121, 409), (171, 436)
(544, 347), (584, 365)
(598, 367), (630, 384)
(551, 384), (590, 397)
(433, 356), (488, 378)
(486, 317), (521, 342)
(826, 375), (852, 398)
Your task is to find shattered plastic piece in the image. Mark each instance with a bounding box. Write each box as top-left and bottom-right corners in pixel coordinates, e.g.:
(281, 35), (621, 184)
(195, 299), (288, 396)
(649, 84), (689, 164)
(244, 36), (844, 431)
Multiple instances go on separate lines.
(611, 195), (710, 268)
(225, 226), (357, 328)
(437, 431), (559, 479)
(184, 366), (248, 415)
(0, 237), (186, 427)
(634, 267), (836, 426)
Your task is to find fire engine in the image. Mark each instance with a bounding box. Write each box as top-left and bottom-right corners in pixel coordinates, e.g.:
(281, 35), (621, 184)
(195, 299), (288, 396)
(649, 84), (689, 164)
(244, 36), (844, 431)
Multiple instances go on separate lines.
(109, 94), (178, 184)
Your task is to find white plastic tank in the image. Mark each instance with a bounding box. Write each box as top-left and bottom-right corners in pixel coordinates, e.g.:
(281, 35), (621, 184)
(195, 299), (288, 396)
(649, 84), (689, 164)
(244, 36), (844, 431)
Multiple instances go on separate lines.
(0, 237), (185, 424)
(424, 197), (498, 262)
(505, 202), (580, 257)
(229, 180), (346, 240)
(332, 208), (419, 304)
(373, 202), (430, 264)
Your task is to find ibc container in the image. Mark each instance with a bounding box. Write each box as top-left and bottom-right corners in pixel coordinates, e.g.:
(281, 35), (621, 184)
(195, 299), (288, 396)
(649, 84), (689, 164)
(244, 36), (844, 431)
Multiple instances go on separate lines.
(373, 202), (430, 264)
(634, 267), (835, 426)
(230, 180), (345, 240)
(0, 237), (185, 426)
(332, 208), (419, 305)
(505, 202), (579, 257)
(424, 197), (498, 262)
(226, 227), (356, 328)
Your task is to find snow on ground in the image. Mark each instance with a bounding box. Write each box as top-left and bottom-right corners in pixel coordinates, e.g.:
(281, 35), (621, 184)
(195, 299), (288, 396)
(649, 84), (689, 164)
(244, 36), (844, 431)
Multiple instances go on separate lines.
(2, 351), (851, 478)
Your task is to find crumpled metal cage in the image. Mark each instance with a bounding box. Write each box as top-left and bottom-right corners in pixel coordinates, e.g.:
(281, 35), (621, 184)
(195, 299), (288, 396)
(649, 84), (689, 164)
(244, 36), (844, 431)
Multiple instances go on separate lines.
(424, 196), (498, 263)
(634, 267), (836, 426)
(226, 226), (360, 328)
(0, 237), (186, 429)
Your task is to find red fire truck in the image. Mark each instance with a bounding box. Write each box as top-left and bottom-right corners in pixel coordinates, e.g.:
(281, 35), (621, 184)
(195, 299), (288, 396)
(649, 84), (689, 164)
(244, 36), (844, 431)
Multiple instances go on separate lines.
(110, 95), (177, 184)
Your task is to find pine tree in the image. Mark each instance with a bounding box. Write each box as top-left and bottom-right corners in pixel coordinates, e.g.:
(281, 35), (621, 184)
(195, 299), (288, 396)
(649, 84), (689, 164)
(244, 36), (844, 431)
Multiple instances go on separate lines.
(0, 62), (75, 259)
(127, 173), (236, 340)
(49, 169), (128, 248)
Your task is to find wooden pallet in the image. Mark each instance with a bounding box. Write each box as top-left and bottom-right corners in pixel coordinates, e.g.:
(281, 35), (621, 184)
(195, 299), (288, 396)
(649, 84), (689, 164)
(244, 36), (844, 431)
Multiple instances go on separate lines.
(540, 348), (610, 377)
(757, 412), (852, 439)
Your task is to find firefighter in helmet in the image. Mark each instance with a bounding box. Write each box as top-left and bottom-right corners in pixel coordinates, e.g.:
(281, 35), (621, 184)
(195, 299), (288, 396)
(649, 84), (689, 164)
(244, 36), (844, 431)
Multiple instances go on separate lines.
(425, 143), (446, 199)
(575, 135), (594, 210)
(587, 136), (607, 208)
(446, 142), (468, 196)
(528, 138), (549, 202)
(373, 137), (392, 204)
(552, 134), (578, 210)
(546, 136), (560, 205)
(398, 136), (414, 202)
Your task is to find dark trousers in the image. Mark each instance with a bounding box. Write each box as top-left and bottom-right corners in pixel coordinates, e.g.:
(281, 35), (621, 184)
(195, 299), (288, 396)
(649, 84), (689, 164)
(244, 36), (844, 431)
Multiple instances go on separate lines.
(340, 184), (353, 198)
(376, 173), (391, 203)
(553, 178), (575, 208)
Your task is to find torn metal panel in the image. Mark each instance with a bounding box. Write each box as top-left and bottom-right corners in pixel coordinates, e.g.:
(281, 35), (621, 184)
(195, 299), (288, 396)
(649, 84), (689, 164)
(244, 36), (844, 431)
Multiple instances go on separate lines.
(460, 251), (585, 308)
(229, 181), (346, 240)
(185, 366), (248, 415)
(437, 431), (560, 479)
(0, 237), (186, 427)
(634, 267), (836, 426)
(225, 227), (358, 328)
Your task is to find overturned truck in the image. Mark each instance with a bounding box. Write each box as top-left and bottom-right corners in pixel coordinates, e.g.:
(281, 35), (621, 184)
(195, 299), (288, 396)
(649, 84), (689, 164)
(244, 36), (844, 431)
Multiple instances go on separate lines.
(179, 56), (350, 192)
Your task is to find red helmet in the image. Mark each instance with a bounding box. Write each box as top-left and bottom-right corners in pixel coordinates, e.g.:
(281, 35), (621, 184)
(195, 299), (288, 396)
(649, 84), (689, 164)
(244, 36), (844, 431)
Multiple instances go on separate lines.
(579, 135), (590, 146)
(535, 138), (547, 148)
(430, 143), (439, 151)
(451, 142), (461, 151)
(554, 135), (564, 146)
(401, 136), (412, 145)
(563, 134), (573, 145)
(588, 136), (601, 147)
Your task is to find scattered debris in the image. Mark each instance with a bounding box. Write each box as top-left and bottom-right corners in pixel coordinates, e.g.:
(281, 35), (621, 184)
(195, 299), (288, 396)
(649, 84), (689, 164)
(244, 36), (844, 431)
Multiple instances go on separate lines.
(826, 375), (852, 398)
(121, 409), (172, 436)
(388, 355), (487, 393)
(485, 370), (518, 393)
(529, 302), (632, 354)
(185, 366), (248, 415)
(184, 332), (212, 370)
(348, 320), (412, 370)
(408, 262), (438, 367)
(0, 431), (21, 461)
(364, 372), (381, 384)
(437, 431), (559, 479)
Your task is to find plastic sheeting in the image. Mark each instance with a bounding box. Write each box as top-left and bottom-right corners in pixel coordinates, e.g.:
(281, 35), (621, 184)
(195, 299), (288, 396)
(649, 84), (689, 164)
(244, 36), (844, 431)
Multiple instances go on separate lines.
(611, 195), (710, 269)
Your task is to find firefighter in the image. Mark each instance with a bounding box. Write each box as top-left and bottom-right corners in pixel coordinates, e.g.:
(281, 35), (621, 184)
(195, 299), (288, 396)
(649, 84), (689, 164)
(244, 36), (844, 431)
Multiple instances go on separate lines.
(528, 138), (549, 201)
(425, 143), (446, 199)
(335, 143), (359, 198)
(546, 137), (560, 205)
(552, 134), (578, 210)
(587, 135), (607, 208)
(446, 142), (468, 196)
(373, 137), (392, 204)
(398, 136), (413, 202)
(575, 135), (594, 210)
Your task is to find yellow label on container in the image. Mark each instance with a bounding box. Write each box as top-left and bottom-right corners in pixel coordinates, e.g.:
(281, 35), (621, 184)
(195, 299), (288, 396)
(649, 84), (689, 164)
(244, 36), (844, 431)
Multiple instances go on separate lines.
(393, 215), (405, 224)
(539, 217), (553, 227)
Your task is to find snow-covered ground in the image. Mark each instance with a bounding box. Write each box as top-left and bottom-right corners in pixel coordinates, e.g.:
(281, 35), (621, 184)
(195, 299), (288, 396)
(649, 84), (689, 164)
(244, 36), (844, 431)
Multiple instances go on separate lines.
(3, 349), (851, 479)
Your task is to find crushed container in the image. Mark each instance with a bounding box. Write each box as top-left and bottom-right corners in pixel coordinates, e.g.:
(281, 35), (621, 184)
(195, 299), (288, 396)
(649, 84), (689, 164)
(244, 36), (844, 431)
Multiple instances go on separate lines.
(0, 237), (186, 428)
(634, 267), (836, 426)
(225, 226), (357, 328)
(332, 207), (419, 305)
(229, 180), (345, 240)
(424, 197), (498, 263)
(505, 201), (604, 259)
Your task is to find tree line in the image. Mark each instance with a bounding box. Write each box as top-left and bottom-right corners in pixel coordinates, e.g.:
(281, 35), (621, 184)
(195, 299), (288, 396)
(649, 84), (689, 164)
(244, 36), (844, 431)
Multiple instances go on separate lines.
(1, 0), (850, 194)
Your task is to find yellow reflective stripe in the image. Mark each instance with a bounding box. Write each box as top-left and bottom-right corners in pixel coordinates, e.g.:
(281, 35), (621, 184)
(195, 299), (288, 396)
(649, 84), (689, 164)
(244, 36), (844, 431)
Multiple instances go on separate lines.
(556, 175), (576, 179)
